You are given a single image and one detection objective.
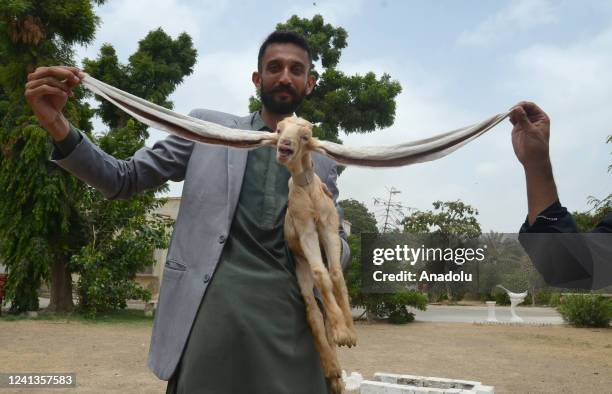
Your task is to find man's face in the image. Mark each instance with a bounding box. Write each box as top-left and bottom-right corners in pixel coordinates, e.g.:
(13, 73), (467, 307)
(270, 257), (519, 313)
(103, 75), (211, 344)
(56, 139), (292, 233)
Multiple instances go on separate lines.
(252, 43), (315, 115)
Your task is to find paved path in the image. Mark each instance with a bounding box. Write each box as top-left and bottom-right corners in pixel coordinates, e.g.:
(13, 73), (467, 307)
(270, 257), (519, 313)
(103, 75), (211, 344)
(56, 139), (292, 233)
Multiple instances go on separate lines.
(353, 304), (564, 324)
(12, 298), (565, 325)
(413, 304), (564, 324)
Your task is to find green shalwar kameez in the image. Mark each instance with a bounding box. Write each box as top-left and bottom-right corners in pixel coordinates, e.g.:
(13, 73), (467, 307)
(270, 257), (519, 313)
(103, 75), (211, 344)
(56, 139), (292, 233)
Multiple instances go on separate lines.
(166, 145), (329, 394)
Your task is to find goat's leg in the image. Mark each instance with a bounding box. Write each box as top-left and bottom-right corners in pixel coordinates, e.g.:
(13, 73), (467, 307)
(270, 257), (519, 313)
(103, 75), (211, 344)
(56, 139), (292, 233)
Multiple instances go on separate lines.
(322, 313), (345, 394)
(295, 255), (344, 394)
(298, 222), (352, 346)
(319, 228), (357, 347)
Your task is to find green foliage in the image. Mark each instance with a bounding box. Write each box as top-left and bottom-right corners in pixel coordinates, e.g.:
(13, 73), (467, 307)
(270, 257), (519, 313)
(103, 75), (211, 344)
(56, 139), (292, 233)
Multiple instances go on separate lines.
(343, 201), (377, 303)
(360, 292), (428, 324)
(572, 135), (612, 231)
(548, 292), (562, 307)
(0, 1), (194, 315)
(0, 308), (154, 325)
(403, 200), (482, 301)
(83, 28), (196, 131)
(339, 199), (378, 235)
(494, 291), (510, 306)
(71, 207), (172, 317)
(0, 0), (98, 312)
(277, 14), (347, 69)
(534, 290), (561, 306)
(345, 234), (362, 303)
(73, 30), (196, 315)
(250, 14), (402, 143)
(345, 229), (426, 325)
(572, 195), (612, 232)
(557, 294), (612, 327)
(403, 200), (481, 238)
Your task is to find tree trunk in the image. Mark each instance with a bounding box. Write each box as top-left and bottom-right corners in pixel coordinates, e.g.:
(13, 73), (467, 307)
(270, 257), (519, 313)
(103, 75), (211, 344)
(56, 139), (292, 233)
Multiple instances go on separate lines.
(445, 262), (454, 302)
(47, 259), (74, 313)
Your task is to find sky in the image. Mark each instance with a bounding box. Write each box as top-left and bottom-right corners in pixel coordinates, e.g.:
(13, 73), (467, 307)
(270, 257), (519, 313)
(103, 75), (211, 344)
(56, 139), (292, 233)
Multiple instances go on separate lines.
(74, 0), (612, 232)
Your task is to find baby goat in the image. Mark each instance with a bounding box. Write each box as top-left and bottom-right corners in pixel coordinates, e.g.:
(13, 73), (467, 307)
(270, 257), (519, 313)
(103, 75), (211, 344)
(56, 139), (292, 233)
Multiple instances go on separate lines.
(275, 117), (357, 394)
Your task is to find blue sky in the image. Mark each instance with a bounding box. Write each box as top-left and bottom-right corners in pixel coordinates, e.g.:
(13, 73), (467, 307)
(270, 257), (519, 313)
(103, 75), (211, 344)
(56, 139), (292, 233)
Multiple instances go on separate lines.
(75, 0), (612, 232)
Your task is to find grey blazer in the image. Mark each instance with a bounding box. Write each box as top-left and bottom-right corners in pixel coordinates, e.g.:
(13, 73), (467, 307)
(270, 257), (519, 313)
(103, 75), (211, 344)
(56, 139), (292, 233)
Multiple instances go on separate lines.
(51, 109), (350, 381)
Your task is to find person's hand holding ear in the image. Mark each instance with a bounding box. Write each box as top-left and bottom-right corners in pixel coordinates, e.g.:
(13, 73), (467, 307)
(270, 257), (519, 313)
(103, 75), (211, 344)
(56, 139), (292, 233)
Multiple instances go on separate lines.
(509, 101), (558, 225)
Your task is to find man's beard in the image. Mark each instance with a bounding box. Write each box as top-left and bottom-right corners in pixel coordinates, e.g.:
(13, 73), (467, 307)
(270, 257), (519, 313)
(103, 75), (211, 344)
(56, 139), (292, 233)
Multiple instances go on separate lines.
(260, 82), (305, 115)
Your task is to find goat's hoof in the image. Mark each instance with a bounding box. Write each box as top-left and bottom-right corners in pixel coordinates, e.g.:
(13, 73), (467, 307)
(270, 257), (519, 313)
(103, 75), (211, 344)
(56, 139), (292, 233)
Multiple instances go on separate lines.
(332, 326), (354, 347)
(347, 327), (358, 347)
(328, 376), (344, 394)
(342, 330), (357, 348)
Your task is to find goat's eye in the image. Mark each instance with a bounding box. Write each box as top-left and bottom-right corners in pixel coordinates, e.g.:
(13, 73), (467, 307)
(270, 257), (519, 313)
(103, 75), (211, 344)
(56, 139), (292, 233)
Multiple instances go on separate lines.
(301, 135), (309, 142)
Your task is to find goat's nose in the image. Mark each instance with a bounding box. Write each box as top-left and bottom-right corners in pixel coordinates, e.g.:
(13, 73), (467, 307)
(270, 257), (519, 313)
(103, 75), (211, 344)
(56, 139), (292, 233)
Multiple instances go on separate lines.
(280, 139), (292, 146)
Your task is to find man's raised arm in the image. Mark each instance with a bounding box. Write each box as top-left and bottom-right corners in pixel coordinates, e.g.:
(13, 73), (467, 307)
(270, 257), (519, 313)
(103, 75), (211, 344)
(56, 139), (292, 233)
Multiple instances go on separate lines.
(26, 66), (194, 199)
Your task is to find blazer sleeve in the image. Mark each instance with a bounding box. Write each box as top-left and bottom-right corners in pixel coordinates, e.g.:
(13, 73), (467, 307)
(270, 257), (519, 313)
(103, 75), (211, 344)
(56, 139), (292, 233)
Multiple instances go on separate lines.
(323, 162), (352, 270)
(50, 118), (195, 200)
(518, 201), (612, 289)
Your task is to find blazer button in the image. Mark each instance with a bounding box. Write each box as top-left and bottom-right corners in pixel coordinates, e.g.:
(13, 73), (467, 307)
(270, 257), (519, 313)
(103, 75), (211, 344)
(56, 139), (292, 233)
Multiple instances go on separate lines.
(218, 235), (226, 244)
(203, 274), (211, 283)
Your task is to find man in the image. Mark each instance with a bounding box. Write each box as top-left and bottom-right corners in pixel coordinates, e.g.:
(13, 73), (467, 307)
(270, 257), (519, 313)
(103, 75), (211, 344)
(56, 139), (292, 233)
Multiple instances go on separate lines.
(509, 101), (611, 289)
(25, 31), (350, 393)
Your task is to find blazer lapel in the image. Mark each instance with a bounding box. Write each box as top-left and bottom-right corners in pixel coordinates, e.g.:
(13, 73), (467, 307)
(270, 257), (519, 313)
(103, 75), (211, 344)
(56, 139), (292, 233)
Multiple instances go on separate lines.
(226, 115), (253, 226)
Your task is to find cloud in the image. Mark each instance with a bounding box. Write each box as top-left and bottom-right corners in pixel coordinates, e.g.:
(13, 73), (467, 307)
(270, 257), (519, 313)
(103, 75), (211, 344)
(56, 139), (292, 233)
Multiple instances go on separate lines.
(71, 1), (610, 233)
(504, 25), (612, 211)
(149, 47), (258, 200)
(457, 0), (558, 47)
(144, 47), (258, 152)
(75, 0), (228, 62)
(333, 55), (521, 232)
(283, 0), (366, 25)
(171, 49), (258, 115)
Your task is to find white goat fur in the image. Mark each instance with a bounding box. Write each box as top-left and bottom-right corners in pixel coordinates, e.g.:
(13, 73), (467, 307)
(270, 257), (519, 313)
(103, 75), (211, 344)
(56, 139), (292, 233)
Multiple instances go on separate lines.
(273, 117), (356, 394)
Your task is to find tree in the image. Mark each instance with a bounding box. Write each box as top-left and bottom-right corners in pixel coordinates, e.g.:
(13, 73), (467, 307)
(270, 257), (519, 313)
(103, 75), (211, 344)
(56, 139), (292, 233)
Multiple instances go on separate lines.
(339, 199), (377, 310)
(339, 198), (378, 235)
(72, 28), (196, 315)
(572, 135), (611, 232)
(0, 0), (100, 313)
(249, 14), (402, 143)
(0, 2), (196, 315)
(340, 199), (427, 323)
(403, 200), (482, 301)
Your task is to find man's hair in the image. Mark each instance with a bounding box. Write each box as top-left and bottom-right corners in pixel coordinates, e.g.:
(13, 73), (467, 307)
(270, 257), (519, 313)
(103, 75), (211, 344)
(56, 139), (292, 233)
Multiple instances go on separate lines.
(257, 30), (312, 72)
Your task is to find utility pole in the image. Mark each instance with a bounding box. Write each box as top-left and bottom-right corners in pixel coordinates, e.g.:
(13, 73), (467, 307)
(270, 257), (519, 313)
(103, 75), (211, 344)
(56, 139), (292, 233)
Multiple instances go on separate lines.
(374, 187), (407, 233)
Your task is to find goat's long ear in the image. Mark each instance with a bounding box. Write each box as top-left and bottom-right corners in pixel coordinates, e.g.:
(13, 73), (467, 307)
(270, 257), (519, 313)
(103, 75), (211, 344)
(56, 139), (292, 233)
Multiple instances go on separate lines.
(266, 132), (279, 146)
(81, 73), (278, 149)
(81, 73), (509, 166)
(313, 112), (509, 167)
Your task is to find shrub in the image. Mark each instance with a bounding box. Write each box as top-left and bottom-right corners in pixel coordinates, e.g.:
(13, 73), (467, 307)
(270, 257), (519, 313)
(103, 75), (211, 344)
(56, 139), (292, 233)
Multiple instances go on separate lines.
(557, 294), (612, 327)
(548, 292), (562, 307)
(494, 291), (510, 306)
(362, 291), (428, 324)
(388, 307), (415, 324)
(344, 234), (428, 324)
(534, 290), (551, 305)
(428, 291), (448, 303)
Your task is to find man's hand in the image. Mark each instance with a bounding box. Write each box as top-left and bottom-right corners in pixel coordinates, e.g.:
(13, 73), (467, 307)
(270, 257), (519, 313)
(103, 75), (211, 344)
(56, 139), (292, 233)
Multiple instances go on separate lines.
(509, 101), (551, 169)
(25, 66), (82, 141)
(509, 101), (558, 225)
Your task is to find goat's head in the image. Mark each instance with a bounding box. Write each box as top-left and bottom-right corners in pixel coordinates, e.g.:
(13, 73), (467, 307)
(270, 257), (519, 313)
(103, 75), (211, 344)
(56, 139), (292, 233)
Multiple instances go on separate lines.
(275, 117), (316, 166)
